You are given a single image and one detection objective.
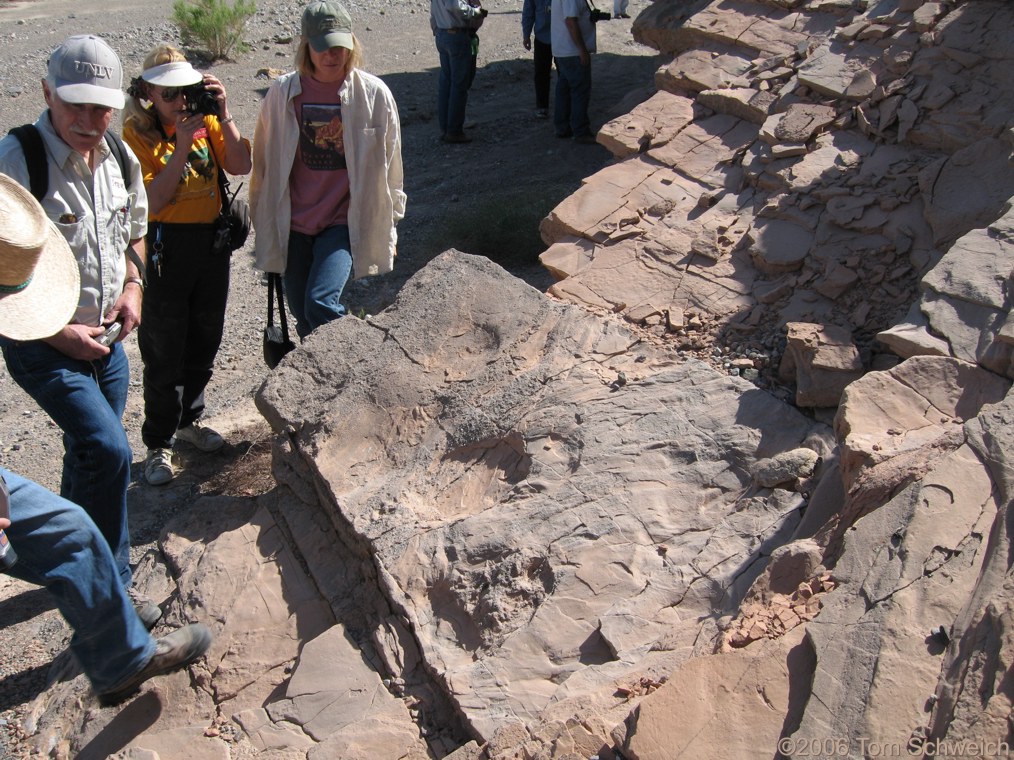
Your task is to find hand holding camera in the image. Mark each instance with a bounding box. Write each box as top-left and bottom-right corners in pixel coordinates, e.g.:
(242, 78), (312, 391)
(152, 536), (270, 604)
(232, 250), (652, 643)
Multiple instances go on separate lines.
(97, 321), (122, 348)
(182, 82), (220, 117)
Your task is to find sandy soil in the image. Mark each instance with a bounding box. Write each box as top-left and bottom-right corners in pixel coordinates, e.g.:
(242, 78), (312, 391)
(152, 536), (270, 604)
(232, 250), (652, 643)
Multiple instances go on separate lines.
(0, 0), (662, 755)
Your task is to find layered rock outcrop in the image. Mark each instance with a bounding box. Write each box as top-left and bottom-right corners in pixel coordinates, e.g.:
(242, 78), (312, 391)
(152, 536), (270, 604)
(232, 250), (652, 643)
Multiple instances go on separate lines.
(23, 0), (1014, 758)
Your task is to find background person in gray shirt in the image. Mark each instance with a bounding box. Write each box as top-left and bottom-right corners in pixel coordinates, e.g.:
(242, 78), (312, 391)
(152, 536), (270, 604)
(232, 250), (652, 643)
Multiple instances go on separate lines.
(430, 0), (487, 143)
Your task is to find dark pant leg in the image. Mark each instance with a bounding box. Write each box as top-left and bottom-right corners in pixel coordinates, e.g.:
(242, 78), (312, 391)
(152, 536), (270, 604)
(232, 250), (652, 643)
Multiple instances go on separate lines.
(178, 236), (231, 429)
(533, 38), (553, 110)
(436, 29), (477, 136)
(554, 56), (572, 136)
(555, 55), (592, 138)
(139, 224), (222, 449)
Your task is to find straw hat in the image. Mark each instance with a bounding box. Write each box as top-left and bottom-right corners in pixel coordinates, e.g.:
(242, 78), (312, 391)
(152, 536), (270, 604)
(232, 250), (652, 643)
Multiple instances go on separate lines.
(0, 173), (80, 341)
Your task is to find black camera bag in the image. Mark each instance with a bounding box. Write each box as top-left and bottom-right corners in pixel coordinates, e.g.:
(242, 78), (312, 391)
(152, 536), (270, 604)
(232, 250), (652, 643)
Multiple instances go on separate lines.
(263, 273), (295, 368)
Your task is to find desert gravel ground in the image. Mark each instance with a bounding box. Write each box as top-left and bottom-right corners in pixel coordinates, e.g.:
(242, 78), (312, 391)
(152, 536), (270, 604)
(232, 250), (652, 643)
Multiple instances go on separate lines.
(0, 0), (661, 755)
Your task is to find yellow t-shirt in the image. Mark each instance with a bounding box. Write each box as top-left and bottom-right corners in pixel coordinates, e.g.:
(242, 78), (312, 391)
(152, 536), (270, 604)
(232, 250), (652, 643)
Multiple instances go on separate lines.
(124, 116), (238, 225)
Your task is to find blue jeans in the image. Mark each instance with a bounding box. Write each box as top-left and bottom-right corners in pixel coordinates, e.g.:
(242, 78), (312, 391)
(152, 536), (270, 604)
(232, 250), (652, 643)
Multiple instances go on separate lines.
(1, 339), (133, 587)
(554, 55), (593, 138)
(435, 28), (477, 136)
(2, 469), (154, 693)
(285, 224), (353, 339)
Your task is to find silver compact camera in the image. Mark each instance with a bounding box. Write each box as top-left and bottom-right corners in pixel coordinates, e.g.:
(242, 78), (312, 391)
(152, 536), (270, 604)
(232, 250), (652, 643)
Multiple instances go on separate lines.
(97, 321), (122, 347)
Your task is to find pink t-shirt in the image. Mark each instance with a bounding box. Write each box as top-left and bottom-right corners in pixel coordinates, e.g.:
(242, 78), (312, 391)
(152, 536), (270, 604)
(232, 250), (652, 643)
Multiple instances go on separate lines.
(289, 75), (351, 235)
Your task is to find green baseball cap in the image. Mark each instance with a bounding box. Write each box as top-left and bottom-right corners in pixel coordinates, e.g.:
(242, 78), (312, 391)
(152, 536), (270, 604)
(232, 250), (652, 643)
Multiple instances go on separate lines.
(302, 0), (354, 53)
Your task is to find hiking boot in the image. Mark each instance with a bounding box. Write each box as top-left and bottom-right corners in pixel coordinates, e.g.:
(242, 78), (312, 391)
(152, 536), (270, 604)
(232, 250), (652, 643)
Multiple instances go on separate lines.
(176, 421), (224, 452)
(97, 623), (213, 707)
(535, 108), (549, 119)
(128, 588), (163, 630)
(440, 132), (472, 144)
(144, 447), (174, 486)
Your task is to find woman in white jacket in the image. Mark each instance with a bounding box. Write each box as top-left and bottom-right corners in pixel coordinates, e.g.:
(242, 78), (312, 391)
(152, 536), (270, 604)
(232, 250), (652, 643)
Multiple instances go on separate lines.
(250, 0), (406, 338)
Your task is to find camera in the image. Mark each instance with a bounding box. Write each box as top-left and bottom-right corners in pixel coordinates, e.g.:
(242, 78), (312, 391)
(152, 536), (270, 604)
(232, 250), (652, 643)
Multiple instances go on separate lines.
(182, 83), (220, 117)
(590, 9), (611, 21)
(97, 321), (122, 347)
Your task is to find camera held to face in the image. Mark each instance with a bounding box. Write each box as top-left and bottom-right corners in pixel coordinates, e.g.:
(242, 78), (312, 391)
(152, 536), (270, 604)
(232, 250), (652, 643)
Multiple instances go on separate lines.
(589, 8), (611, 21)
(182, 83), (220, 117)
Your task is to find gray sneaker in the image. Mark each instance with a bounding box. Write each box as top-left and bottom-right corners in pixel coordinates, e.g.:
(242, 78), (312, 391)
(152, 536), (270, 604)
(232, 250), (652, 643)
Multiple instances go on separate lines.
(127, 587), (162, 630)
(98, 623), (213, 707)
(176, 421), (224, 452)
(144, 447), (174, 486)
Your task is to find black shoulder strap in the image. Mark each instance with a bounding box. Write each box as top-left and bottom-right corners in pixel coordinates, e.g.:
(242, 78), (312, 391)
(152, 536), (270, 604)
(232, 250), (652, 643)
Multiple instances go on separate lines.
(8, 124), (131, 199)
(8, 124), (48, 201)
(8, 123), (146, 280)
(104, 130), (130, 185)
(267, 273), (291, 340)
(103, 130), (147, 282)
(206, 136), (234, 213)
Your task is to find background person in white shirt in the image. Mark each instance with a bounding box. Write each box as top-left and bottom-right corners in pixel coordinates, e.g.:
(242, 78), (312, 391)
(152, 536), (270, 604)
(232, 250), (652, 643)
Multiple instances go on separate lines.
(550, 0), (598, 144)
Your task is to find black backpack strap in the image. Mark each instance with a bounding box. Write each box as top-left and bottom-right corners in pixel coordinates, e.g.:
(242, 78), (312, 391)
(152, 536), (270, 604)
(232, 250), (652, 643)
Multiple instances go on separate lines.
(104, 131), (147, 282)
(8, 125), (130, 201)
(8, 124), (48, 201)
(104, 130), (130, 185)
(8, 124), (146, 281)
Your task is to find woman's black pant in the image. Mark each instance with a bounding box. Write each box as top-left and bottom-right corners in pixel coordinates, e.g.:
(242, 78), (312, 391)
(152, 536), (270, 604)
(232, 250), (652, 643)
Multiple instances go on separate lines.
(533, 38), (553, 110)
(138, 223), (230, 450)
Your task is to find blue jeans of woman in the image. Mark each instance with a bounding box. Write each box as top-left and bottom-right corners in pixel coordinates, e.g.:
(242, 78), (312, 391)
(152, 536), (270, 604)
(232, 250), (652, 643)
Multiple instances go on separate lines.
(435, 28), (478, 137)
(285, 224), (352, 339)
(2, 469), (153, 693)
(553, 55), (593, 138)
(1, 339), (133, 587)
(139, 223), (230, 450)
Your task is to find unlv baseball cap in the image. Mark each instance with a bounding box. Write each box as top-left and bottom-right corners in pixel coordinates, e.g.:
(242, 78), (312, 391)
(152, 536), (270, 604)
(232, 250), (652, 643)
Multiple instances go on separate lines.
(302, 0), (354, 52)
(47, 35), (126, 109)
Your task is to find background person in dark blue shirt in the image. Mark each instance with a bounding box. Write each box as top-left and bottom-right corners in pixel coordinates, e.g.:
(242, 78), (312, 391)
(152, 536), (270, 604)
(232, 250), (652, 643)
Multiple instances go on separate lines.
(522, 0), (553, 119)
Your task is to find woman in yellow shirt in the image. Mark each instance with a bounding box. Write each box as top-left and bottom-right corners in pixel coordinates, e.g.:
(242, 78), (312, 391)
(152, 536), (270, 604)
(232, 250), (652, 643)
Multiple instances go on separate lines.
(123, 45), (251, 486)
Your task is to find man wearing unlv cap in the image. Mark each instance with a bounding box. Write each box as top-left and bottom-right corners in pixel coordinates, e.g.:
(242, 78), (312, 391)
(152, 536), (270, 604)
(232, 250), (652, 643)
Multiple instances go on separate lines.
(0, 173), (212, 707)
(0, 36), (156, 625)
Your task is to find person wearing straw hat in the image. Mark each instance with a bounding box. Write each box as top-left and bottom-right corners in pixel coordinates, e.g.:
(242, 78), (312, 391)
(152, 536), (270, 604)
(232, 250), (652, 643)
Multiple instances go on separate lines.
(0, 172), (212, 707)
(0, 35), (155, 625)
(123, 44), (252, 486)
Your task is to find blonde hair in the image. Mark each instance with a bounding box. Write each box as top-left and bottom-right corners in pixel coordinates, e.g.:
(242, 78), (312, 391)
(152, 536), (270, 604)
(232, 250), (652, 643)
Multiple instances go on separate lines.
(123, 44), (189, 146)
(295, 33), (364, 78)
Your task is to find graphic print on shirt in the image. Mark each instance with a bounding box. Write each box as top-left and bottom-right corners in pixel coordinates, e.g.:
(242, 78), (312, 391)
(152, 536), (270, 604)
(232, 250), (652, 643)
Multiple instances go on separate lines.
(299, 104), (347, 171)
(164, 127), (215, 185)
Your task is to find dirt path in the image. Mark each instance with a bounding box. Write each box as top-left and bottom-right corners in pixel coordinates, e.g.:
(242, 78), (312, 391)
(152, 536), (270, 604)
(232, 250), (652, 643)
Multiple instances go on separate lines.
(0, 1), (661, 755)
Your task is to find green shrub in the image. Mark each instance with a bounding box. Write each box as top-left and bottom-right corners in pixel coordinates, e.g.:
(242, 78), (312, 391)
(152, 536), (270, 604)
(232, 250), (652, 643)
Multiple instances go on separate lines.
(172, 0), (257, 61)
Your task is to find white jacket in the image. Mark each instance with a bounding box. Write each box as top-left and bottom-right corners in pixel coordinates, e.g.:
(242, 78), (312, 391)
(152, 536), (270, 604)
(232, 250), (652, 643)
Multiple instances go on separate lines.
(250, 68), (406, 277)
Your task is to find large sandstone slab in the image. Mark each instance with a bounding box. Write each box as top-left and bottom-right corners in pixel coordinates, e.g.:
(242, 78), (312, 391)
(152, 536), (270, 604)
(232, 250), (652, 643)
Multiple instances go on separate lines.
(833, 356), (1010, 495)
(617, 628), (808, 759)
(257, 251), (830, 741)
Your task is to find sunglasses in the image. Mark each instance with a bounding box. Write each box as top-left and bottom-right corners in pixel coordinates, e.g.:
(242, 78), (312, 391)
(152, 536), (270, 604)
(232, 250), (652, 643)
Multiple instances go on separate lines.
(158, 87), (185, 102)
